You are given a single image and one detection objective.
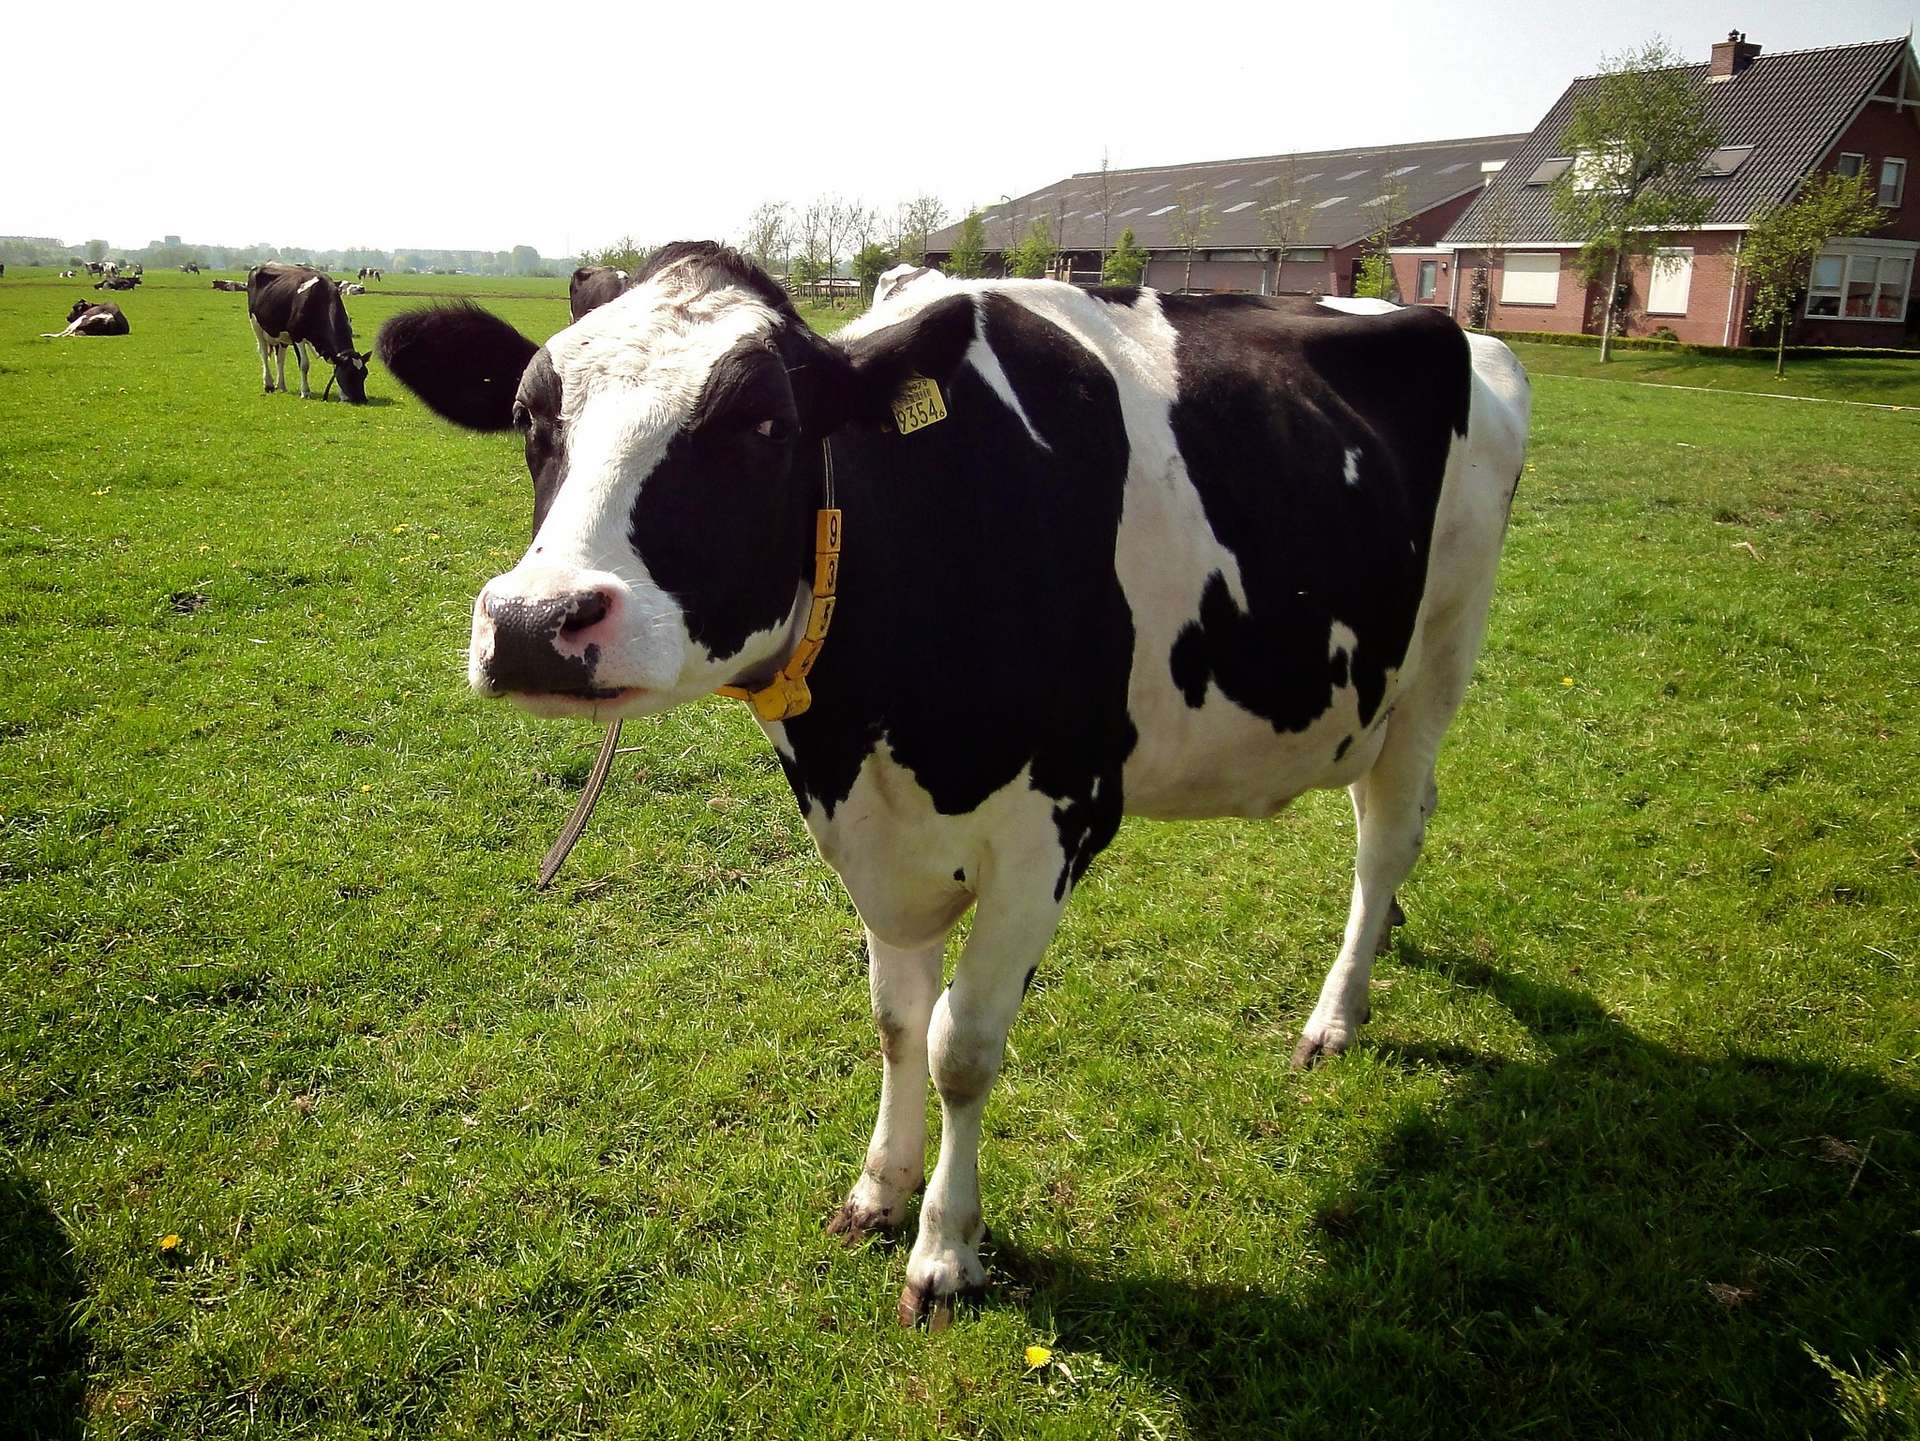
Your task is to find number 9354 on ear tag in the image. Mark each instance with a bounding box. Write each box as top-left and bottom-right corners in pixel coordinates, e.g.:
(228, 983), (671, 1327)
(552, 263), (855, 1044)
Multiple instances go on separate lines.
(890, 375), (948, 435)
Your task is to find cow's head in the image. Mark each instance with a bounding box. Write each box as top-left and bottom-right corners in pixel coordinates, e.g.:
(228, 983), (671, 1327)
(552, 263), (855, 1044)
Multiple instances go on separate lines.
(378, 241), (973, 719)
(328, 349), (372, 405)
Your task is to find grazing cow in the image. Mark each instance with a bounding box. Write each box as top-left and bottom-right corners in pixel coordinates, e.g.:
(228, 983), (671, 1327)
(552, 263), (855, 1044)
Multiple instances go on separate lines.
(568, 264), (630, 321)
(356, 266), (384, 281)
(377, 242), (1530, 1328)
(43, 299), (129, 338)
(246, 263), (370, 402)
(0, 263), (6, 279)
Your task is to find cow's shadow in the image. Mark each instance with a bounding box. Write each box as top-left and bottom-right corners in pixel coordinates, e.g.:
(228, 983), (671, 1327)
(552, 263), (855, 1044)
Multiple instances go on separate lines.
(0, 1170), (89, 1440)
(988, 949), (1920, 1440)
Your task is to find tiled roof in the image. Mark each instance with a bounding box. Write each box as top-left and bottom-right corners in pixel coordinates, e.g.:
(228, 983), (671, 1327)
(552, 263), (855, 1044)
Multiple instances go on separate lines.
(925, 133), (1526, 256)
(1445, 37), (1914, 245)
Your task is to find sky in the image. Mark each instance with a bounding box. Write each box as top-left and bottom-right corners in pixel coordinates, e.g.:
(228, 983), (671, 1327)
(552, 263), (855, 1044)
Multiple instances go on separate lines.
(6, 0), (1915, 258)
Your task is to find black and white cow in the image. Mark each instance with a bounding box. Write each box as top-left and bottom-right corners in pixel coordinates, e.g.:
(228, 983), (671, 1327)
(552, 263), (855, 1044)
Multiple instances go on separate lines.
(42, 299), (130, 337)
(378, 243), (1530, 1328)
(96, 275), (139, 290)
(246, 263), (370, 402)
(211, 278), (246, 292)
(568, 264), (630, 321)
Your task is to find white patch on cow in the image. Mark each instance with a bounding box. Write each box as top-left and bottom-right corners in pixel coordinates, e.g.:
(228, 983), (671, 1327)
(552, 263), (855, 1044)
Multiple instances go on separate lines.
(297, 276), (320, 294)
(1344, 447), (1361, 486)
(1318, 295), (1398, 315)
(965, 312), (1049, 452)
(472, 261), (797, 708)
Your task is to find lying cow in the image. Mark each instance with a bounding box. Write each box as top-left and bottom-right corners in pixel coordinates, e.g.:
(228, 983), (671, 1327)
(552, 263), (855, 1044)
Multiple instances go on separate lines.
(96, 275), (140, 290)
(340, 281), (366, 296)
(43, 299), (130, 337)
(378, 242), (1530, 1328)
(246, 263), (370, 402)
(211, 278), (247, 292)
(568, 264), (629, 321)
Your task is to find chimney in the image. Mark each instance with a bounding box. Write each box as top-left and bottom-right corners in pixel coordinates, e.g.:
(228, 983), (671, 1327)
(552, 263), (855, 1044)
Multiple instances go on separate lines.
(1710, 30), (1761, 80)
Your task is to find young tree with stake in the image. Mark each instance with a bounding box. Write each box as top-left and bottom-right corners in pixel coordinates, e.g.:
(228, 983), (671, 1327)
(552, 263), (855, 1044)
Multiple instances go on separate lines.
(1550, 39), (1718, 361)
(1742, 172), (1886, 377)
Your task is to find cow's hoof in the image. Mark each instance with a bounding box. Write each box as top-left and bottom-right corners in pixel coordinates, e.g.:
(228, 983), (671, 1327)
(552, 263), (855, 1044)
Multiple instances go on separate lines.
(1291, 1015), (1366, 1069)
(826, 1202), (901, 1246)
(897, 1281), (982, 1332)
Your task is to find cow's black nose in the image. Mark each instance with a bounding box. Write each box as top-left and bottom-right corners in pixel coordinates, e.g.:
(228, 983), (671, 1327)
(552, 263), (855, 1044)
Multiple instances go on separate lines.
(482, 588), (617, 694)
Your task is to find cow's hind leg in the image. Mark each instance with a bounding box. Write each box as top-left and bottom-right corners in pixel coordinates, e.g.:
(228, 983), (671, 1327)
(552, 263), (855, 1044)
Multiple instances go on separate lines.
(252, 319), (276, 392)
(899, 869), (1066, 1329)
(1293, 611), (1497, 1069)
(292, 342), (313, 399)
(829, 927), (947, 1243)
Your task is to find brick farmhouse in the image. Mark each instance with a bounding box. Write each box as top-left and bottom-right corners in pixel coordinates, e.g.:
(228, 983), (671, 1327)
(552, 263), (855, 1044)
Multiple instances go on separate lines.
(1397, 33), (1920, 346)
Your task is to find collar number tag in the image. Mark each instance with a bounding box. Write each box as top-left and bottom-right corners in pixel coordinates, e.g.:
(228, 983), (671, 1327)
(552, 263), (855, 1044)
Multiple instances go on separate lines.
(890, 375), (947, 435)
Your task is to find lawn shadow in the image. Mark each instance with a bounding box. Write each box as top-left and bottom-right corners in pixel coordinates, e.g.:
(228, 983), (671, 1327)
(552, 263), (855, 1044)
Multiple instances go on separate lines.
(0, 1169), (89, 1439)
(990, 946), (1920, 1440)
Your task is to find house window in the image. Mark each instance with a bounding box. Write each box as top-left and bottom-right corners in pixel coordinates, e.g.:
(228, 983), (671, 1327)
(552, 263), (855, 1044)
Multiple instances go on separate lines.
(1878, 157), (1907, 207)
(1836, 152), (1865, 178)
(1806, 247), (1914, 320)
(1501, 252), (1561, 305)
(1647, 248), (1693, 315)
(1284, 248), (1329, 262)
(1417, 259), (1439, 300)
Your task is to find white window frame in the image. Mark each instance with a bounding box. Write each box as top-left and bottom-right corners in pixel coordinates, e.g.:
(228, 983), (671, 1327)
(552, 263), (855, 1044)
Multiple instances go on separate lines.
(1646, 247), (1693, 316)
(1803, 239), (1916, 322)
(1501, 251), (1561, 305)
(1878, 156), (1907, 208)
(1416, 258), (1439, 300)
(1836, 152), (1865, 178)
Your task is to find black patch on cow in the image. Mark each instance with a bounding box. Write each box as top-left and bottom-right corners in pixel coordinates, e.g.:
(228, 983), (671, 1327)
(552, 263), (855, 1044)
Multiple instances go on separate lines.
(774, 290), (1136, 899)
(1158, 295), (1471, 733)
(513, 349), (569, 536)
(1021, 965), (1038, 997)
(1088, 286), (1140, 307)
(378, 303), (539, 432)
(952, 868), (966, 883)
(629, 338), (808, 665)
(1334, 735), (1352, 762)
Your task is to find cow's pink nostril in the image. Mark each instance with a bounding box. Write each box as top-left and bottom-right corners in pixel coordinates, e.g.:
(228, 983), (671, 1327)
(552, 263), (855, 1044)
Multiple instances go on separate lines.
(560, 588), (614, 637)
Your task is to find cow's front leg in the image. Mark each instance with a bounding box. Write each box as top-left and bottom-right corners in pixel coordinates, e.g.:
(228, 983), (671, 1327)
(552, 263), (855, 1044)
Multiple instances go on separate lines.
(829, 928), (946, 1243)
(899, 881), (1065, 1329)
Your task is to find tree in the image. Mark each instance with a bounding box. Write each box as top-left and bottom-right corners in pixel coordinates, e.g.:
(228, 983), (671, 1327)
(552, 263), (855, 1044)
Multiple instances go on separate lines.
(1008, 215), (1053, 279)
(798, 196), (859, 302)
(579, 236), (653, 273)
(1102, 228), (1148, 286)
(1467, 187), (1517, 329)
(1550, 39), (1719, 360)
(1260, 156), (1309, 292)
(1742, 171), (1886, 376)
(510, 245), (541, 276)
(894, 195), (949, 266)
(948, 210), (987, 278)
(1352, 173), (1411, 300)
(1092, 148), (1116, 266)
(740, 201), (789, 274)
(1169, 184), (1217, 292)
(852, 241), (898, 303)
(85, 239), (108, 263)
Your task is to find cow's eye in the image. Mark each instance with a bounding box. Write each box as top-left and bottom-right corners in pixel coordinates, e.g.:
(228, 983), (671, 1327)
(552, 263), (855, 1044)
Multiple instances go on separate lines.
(753, 417), (792, 442)
(510, 401), (531, 433)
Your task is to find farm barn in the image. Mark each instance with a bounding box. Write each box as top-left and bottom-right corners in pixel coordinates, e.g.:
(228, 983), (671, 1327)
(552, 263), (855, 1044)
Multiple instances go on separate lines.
(923, 133), (1524, 296)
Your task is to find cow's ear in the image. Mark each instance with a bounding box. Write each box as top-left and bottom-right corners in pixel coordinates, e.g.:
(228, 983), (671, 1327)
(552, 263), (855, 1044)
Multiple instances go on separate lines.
(819, 293), (976, 433)
(376, 302), (537, 432)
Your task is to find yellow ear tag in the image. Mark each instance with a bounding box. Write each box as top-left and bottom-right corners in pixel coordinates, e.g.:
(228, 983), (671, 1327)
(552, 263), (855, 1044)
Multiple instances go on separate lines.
(890, 375), (947, 435)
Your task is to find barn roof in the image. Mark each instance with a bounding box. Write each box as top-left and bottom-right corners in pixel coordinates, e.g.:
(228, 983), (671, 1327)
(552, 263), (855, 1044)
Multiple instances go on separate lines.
(1444, 36), (1916, 245)
(924, 133), (1527, 256)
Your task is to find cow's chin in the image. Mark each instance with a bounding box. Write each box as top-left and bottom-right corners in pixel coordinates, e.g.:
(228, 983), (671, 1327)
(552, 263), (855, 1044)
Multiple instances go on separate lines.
(489, 685), (670, 721)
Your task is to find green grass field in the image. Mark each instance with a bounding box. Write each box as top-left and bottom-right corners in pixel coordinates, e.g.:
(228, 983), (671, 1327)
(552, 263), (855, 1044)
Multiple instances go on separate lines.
(2, 265), (1917, 1439)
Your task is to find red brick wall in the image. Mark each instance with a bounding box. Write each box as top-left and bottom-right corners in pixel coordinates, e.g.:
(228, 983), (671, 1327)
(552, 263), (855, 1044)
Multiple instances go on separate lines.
(1447, 249), (1594, 333)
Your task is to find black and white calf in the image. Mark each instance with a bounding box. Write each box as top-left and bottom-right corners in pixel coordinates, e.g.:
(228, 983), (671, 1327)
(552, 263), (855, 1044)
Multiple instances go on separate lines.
(568, 264), (630, 321)
(42, 299), (130, 337)
(378, 244), (1529, 1327)
(246, 263), (370, 402)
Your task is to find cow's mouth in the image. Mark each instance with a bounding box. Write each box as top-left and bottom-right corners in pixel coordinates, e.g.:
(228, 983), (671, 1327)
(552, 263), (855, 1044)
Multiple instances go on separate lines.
(490, 685), (650, 719)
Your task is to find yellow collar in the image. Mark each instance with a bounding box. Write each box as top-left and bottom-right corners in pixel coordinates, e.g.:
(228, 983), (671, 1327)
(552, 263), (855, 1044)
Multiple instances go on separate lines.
(713, 440), (840, 722)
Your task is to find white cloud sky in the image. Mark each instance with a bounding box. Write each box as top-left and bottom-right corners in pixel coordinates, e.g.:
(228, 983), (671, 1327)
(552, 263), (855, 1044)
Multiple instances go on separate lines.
(6, 0), (1914, 257)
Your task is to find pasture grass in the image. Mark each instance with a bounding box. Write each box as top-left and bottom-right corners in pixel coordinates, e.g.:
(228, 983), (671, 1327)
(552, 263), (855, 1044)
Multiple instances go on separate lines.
(1506, 338), (1920, 407)
(1, 267), (1917, 1439)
